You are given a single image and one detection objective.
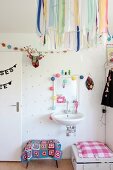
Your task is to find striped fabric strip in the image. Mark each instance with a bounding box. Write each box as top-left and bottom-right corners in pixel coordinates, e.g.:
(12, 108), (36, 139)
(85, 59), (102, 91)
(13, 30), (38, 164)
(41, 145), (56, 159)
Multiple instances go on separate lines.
(74, 0), (79, 26)
(77, 26), (80, 51)
(49, 0), (54, 27)
(98, 0), (108, 34)
(58, 0), (65, 34)
(43, 0), (47, 21)
(87, 0), (97, 32)
(37, 0), (42, 34)
(105, 0), (108, 33)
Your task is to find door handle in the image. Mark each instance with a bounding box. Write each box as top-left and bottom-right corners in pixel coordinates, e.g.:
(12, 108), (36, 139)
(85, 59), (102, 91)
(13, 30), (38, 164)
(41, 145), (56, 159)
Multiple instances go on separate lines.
(10, 102), (19, 112)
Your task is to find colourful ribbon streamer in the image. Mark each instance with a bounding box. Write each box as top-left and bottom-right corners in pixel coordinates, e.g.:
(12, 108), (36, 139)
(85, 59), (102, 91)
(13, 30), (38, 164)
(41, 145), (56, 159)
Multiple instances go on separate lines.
(42, 0), (47, 44)
(77, 26), (80, 51)
(43, 0), (47, 21)
(58, 0), (65, 34)
(105, 0), (108, 33)
(49, 0), (55, 27)
(98, 0), (108, 34)
(74, 0), (79, 26)
(74, 0), (80, 51)
(87, 0), (97, 32)
(36, 0), (108, 51)
(37, 0), (42, 34)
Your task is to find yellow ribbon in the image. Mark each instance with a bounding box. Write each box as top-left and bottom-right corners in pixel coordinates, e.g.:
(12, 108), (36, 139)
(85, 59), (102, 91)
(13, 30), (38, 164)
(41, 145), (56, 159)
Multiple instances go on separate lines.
(43, 0), (47, 21)
(99, 0), (107, 34)
(74, 0), (79, 26)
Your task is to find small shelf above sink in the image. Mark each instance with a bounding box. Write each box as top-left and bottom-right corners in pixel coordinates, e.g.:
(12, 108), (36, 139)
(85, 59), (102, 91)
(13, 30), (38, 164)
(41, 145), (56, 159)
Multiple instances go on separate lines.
(51, 112), (84, 126)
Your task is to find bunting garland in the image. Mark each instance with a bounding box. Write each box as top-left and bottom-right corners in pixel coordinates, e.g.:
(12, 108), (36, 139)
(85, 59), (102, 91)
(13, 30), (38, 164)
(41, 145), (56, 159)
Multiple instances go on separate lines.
(0, 81), (12, 89)
(0, 64), (17, 76)
(0, 43), (45, 68)
(36, 0), (109, 51)
(0, 42), (69, 54)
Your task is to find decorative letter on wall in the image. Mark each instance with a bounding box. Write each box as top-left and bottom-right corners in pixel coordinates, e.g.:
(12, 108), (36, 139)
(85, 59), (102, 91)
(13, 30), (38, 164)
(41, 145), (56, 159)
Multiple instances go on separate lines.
(0, 81), (12, 89)
(0, 64), (17, 76)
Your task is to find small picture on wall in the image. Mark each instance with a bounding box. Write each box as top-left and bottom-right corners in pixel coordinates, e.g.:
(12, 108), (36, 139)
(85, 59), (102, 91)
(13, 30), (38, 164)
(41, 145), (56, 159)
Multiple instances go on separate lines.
(107, 45), (113, 63)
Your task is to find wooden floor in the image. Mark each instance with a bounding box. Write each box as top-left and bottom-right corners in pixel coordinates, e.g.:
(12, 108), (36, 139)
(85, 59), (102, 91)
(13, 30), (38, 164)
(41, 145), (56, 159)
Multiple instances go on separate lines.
(0, 159), (73, 170)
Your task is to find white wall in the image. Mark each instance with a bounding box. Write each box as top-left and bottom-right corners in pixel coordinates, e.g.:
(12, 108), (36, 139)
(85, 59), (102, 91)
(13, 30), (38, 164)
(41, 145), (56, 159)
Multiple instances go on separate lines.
(0, 0), (112, 160)
(0, 0), (37, 33)
(0, 33), (106, 158)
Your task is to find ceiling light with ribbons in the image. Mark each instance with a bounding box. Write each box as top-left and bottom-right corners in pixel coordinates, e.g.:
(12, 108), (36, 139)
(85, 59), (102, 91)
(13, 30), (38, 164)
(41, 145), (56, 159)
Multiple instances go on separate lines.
(36, 0), (108, 51)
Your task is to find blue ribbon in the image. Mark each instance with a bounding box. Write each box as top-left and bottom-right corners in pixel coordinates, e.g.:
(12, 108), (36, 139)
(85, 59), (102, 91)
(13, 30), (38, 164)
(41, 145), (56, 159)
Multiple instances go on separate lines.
(37, 0), (42, 34)
(49, 0), (55, 27)
(76, 26), (80, 51)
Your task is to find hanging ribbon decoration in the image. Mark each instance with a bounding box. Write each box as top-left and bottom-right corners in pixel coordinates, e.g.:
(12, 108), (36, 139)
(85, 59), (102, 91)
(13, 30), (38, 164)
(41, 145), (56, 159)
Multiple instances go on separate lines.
(49, 0), (55, 27)
(98, 0), (108, 34)
(43, 0), (47, 42)
(37, 0), (42, 35)
(0, 81), (12, 90)
(0, 64), (17, 76)
(105, 0), (108, 33)
(86, 0), (97, 46)
(87, 0), (97, 32)
(36, 0), (109, 51)
(74, 0), (80, 51)
(77, 26), (80, 52)
(58, 0), (65, 46)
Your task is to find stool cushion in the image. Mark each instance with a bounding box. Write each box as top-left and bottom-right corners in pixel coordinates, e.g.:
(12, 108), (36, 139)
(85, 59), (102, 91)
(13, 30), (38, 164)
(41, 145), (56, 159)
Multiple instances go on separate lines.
(76, 141), (113, 158)
(21, 139), (62, 162)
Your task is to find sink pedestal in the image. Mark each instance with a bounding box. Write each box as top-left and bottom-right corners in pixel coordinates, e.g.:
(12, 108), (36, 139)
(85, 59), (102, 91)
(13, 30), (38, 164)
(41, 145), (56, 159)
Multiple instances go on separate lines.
(66, 125), (76, 136)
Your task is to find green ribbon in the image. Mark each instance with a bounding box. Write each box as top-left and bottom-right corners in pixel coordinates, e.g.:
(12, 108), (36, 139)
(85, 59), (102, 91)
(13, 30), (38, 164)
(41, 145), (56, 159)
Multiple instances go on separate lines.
(87, 0), (97, 32)
(58, 0), (65, 34)
(49, 0), (54, 27)
(56, 0), (65, 47)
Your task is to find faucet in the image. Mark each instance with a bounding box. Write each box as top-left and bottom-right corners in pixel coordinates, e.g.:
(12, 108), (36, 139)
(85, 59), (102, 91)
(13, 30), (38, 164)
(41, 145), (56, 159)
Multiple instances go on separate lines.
(64, 101), (70, 113)
(73, 100), (78, 113)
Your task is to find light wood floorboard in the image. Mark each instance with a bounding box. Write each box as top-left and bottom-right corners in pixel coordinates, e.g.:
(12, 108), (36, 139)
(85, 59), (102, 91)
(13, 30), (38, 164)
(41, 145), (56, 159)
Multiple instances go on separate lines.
(0, 159), (73, 170)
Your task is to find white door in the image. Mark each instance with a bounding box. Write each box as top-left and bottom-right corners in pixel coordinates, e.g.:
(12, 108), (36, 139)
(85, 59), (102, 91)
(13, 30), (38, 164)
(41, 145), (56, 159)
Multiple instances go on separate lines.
(0, 52), (22, 161)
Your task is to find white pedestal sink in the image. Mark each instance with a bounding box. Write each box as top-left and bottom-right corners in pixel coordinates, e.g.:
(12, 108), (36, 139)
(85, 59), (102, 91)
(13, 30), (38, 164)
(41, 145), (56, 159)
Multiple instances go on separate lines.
(51, 112), (84, 126)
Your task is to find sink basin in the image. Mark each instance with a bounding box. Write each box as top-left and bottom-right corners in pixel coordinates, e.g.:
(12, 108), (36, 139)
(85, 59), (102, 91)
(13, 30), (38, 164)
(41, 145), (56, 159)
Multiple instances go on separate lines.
(51, 112), (84, 126)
